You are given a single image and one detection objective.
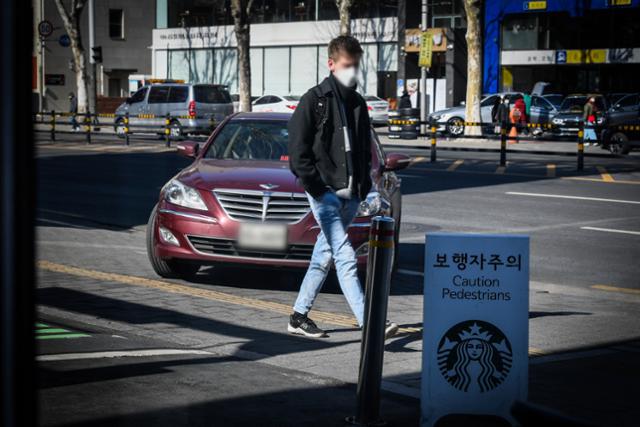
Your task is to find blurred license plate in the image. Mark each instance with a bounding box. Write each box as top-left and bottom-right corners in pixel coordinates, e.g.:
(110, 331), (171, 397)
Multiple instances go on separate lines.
(237, 223), (287, 251)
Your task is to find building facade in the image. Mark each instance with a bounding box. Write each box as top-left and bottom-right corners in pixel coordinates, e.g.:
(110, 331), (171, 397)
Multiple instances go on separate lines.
(34, 0), (154, 112)
(485, 0), (640, 94)
(151, 0), (399, 98)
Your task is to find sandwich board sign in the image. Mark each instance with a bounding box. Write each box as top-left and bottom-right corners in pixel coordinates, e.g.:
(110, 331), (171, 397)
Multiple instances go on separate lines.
(421, 233), (529, 426)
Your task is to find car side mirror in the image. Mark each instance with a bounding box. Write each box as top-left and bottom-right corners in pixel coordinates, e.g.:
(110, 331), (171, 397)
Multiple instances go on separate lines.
(176, 140), (200, 158)
(384, 152), (411, 172)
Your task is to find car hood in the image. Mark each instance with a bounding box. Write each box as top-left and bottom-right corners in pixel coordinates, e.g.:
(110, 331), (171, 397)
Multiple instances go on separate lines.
(431, 106), (464, 117)
(554, 111), (582, 119)
(177, 158), (303, 193)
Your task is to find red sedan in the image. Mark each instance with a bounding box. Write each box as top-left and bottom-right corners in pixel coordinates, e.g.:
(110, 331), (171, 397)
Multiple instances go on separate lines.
(146, 112), (410, 278)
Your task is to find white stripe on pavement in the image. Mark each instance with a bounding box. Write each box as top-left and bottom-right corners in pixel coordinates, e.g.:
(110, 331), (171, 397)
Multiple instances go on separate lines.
(505, 191), (640, 205)
(397, 268), (424, 277)
(580, 226), (640, 236)
(37, 348), (213, 362)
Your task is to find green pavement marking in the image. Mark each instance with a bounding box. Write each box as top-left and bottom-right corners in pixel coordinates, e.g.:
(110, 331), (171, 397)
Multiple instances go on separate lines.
(37, 328), (71, 334)
(35, 321), (91, 340)
(36, 333), (91, 340)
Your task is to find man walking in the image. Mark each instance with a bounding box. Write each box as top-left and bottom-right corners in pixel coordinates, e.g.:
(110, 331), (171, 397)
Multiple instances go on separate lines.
(287, 35), (398, 339)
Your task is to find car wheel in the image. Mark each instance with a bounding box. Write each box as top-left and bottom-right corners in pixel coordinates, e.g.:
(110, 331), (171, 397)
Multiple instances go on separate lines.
(608, 132), (631, 155)
(169, 120), (183, 140)
(446, 117), (465, 136)
(114, 119), (126, 139)
(146, 205), (200, 279)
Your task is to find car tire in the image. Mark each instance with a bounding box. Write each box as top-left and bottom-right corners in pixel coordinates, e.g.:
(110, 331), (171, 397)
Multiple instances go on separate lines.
(607, 132), (631, 155)
(146, 204), (200, 279)
(446, 117), (465, 136)
(114, 118), (126, 139)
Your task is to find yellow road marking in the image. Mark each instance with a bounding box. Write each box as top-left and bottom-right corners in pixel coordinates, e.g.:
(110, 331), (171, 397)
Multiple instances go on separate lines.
(591, 284), (640, 296)
(546, 164), (556, 178)
(596, 166), (615, 182)
(562, 176), (640, 185)
(446, 159), (464, 171)
(410, 156), (428, 165)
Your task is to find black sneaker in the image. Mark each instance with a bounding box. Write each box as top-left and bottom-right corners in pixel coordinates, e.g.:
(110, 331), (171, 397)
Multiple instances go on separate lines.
(385, 321), (399, 340)
(288, 312), (327, 338)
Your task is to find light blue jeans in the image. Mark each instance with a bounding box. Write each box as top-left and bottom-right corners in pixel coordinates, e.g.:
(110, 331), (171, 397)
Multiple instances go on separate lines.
(293, 190), (365, 327)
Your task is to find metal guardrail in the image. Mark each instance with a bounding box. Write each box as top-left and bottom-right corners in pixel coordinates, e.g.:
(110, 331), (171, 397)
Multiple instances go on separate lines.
(386, 118), (622, 171)
(32, 111), (216, 147)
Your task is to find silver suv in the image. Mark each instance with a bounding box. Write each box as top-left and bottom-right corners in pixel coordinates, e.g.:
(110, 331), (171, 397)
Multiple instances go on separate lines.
(114, 83), (233, 137)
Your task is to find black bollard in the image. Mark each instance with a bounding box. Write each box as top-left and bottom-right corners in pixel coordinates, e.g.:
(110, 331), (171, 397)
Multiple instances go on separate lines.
(347, 216), (395, 427)
(165, 114), (171, 147)
(124, 112), (130, 146)
(577, 122), (584, 171)
(50, 110), (56, 142)
(430, 125), (437, 163)
(85, 112), (91, 145)
(500, 120), (507, 167)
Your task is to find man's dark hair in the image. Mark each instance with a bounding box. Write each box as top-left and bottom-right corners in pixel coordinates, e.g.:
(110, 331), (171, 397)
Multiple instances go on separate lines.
(328, 35), (364, 61)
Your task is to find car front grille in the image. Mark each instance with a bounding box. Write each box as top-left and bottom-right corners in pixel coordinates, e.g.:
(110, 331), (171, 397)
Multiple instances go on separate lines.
(213, 188), (310, 223)
(187, 235), (314, 261)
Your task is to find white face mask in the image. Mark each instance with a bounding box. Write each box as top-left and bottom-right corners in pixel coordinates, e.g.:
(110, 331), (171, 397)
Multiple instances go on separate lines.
(333, 66), (358, 88)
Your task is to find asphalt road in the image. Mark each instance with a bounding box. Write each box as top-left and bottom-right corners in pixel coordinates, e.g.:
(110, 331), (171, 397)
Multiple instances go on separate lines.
(34, 136), (640, 426)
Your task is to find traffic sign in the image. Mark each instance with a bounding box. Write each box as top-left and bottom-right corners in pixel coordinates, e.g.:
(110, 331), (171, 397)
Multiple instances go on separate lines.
(58, 34), (70, 47)
(421, 233), (529, 427)
(38, 20), (53, 38)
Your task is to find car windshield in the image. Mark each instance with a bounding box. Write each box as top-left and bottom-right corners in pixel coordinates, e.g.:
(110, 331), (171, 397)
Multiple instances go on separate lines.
(282, 96), (300, 101)
(193, 85), (231, 104)
(560, 96), (605, 112)
(204, 120), (288, 161)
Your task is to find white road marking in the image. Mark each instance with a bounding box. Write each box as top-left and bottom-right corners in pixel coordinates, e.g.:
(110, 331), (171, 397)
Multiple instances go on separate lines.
(506, 191), (640, 205)
(37, 348), (213, 362)
(397, 268), (424, 277)
(580, 226), (640, 236)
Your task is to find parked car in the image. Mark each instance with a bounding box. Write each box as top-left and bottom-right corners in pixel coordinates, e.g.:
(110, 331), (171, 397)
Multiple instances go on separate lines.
(542, 94), (564, 110)
(146, 112), (409, 278)
(551, 94), (609, 138)
(428, 92), (556, 136)
(114, 83), (234, 138)
(364, 95), (390, 125)
(601, 93), (640, 155)
(252, 95), (300, 112)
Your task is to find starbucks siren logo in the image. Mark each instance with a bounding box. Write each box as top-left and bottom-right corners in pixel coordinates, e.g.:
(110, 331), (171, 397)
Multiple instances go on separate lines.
(437, 320), (512, 393)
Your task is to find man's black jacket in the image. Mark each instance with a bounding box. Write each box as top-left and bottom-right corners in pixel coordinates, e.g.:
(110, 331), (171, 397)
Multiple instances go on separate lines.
(287, 76), (373, 200)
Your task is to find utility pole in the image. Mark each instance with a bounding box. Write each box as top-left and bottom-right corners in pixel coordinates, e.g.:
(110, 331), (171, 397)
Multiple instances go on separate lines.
(88, 0), (96, 114)
(420, 0), (428, 135)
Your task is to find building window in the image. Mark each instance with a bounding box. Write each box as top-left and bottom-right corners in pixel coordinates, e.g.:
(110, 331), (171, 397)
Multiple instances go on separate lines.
(109, 9), (124, 39)
(501, 15), (538, 50)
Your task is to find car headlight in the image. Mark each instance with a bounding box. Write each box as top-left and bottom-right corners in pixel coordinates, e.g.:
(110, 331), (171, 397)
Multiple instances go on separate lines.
(163, 179), (207, 211)
(596, 117), (605, 125)
(357, 192), (389, 217)
(552, 118), (564, 124)
(430, 114), (442, 122)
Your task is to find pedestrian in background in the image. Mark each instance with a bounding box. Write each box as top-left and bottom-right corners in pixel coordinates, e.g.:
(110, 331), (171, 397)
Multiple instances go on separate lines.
(287, 35), (398, 339)
(583, 97), (598, 146)
(399, 90), (412, 109)
(69, 92), (79, 131)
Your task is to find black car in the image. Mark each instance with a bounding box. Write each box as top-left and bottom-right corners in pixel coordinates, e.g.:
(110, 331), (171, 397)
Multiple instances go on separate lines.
(551, 95), (609, 138)
(601, 93), (640, 155)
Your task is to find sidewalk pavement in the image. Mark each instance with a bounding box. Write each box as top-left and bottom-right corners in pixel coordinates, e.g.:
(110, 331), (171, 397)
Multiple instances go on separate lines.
(378, 133), (614, 157)
(36, 263), (640, 427)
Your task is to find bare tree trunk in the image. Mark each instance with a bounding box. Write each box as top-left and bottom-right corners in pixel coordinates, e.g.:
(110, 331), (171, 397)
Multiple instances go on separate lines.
(231, 0), (253, 112)
(463, 0), (482, 136)
(335, 0), (352, 36)
(54, 0), (89, 113)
